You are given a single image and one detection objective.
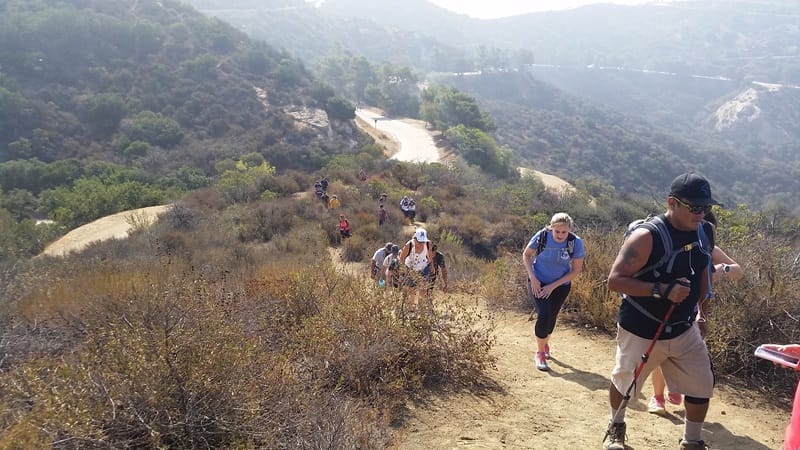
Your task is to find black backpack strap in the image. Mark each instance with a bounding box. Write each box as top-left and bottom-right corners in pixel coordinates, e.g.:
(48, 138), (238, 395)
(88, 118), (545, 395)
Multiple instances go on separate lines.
(623, 295), (691, 331)
(566, 232), (576, 258)
(632, 217), (673, 279)
(535, 228), (548, 255)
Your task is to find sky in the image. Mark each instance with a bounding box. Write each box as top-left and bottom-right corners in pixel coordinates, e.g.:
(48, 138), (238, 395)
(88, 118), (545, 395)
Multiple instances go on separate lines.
(427, 0), (658, 19)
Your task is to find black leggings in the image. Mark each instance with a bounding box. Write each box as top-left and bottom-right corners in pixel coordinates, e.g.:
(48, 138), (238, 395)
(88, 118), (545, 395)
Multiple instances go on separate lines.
(534, 284), (571, 339)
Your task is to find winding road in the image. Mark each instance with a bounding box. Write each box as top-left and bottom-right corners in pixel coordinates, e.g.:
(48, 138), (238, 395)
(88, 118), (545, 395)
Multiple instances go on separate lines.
(355, 108), (441, 163)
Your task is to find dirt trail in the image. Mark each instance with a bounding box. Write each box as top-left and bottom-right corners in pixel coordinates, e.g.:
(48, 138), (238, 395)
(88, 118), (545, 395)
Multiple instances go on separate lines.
(41, 205), (170, 257)
(347, 112), (787, 449)
(395, 304), (786, 449)
(43, 110), (791, 449)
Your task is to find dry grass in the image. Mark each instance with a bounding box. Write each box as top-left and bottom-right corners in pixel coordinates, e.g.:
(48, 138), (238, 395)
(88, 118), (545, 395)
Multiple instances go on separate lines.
(1, 162), (799, 446)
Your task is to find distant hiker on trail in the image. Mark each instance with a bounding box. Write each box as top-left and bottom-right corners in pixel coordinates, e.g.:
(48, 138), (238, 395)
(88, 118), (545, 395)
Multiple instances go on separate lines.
(647, 210), (743, 417)
(379, 193), (388, 207)
(407, 199), (416, 221)
(370, 242), (393, 280)
(358, 168), (367, 181)
(382, 245), (402, 289)
(603, 172), (719, 450)
(338, 214), (352, 239)
(314, 182), (324, 199)
(400, 196), (410, 217)
(399, 228), (433, 311)
(328, 195), (340, 210)
(378, 204), (388, 226)
(320, 177), (329, 192)
(522, 212), (585, 372)
(428, 243), (448, 295)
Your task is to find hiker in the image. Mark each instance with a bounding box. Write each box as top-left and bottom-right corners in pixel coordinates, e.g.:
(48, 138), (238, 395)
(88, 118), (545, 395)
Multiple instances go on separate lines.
(370, 242), (393, 280)
(407, 199), (416, 221)
(756, 343), (800, 449)
(522, 212), (585, 372)
(358, 168), (367, 181)
(399, 228), (433, 310)
(338, 214), (351, 239)
(314, 182), (324, 199)
(428, 243), (448, 295)
(382, 244), (402, 288)
(379, 193), (388, 208)
(400, 196), (410, 218)
(603, 172), (719, 450)
(378, 204), (388, 226)
(328, 195), (340, 210)
(320, 176), (329, 192)
(647, 210), (744, 416)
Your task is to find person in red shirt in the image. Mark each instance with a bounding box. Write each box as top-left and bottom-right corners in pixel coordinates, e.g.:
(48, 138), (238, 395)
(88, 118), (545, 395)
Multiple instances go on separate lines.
(338, 214), (351, 238)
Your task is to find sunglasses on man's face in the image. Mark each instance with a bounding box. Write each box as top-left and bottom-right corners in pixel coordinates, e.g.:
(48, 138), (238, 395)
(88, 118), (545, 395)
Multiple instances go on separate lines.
(672, 196), (712, 215)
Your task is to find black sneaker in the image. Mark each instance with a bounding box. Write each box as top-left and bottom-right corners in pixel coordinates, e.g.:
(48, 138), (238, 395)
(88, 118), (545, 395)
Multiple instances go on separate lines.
(603, 422), (626, 450)
(679, 439), (709, 449)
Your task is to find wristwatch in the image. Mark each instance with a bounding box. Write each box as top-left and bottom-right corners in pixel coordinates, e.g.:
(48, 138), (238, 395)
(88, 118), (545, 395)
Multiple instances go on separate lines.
(722, 264), (731, 273)
(652, 281), (662, 299)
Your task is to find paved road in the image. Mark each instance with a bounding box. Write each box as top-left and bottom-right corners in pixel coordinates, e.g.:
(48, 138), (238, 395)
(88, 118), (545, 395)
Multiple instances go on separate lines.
(355, 108), (441, 163)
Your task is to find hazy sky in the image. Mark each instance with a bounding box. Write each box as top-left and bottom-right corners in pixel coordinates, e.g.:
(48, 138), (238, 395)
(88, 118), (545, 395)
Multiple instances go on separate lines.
(427, 0), (658, 19)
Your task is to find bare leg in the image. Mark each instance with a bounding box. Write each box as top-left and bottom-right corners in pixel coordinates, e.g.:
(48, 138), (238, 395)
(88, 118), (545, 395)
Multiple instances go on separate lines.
(684, 401), (708, 423)
(652, 366), (666, 398)
(609, 383), (623, 409)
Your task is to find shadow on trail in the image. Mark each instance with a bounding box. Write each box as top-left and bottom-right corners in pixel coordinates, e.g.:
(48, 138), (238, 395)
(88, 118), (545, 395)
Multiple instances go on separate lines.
(545, 357), (610, 391)
(546, 356), (775, 449)
(704, 421), (774, 450)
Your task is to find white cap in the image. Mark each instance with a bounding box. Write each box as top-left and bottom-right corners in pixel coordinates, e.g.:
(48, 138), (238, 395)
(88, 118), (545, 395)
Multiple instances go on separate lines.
(413, 228), (428, 243)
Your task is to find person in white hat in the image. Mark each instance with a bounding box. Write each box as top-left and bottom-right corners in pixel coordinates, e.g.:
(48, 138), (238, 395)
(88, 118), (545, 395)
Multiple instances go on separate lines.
(399, 228), (433, 311)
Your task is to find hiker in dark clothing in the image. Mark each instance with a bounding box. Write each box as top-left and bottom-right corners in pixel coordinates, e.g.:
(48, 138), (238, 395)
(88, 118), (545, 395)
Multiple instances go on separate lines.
(603, 173), (719, 450)
(320, 177), (329, 192)
(428, 243), (448, 295)
(378, 204), (388, 226)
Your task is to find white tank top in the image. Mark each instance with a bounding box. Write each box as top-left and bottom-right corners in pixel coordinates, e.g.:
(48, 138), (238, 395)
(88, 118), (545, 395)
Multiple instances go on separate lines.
(405, 241), (429, 271)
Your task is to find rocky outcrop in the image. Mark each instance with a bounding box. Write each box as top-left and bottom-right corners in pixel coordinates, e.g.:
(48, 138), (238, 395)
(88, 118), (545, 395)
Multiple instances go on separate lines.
(710, 84), (800, 144)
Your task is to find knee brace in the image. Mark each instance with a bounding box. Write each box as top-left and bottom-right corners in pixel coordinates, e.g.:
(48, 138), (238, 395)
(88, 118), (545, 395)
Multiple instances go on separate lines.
(684, 396), (709, 405)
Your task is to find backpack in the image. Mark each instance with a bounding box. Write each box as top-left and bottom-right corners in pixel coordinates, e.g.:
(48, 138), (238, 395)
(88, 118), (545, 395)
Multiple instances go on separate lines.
(624, 215), (714, 299)
(535, 227), (576, 258)
(404, 240), (433, 267)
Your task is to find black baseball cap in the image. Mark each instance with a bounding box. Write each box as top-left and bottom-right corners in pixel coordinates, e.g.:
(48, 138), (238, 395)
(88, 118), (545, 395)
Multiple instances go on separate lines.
(669, 172), (721, 206)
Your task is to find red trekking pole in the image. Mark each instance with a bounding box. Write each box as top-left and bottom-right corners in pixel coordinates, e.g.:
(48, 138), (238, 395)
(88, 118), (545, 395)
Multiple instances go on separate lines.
(603, 301), (677, 443)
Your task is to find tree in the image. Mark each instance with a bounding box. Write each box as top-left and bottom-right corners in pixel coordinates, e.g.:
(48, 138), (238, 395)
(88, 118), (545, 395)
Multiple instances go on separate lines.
(215, 161), (276, 203)
(445, 125), (513, 178)
(124, 111), (183, 148)
(325, 96), (355, 121)
(78, 93), (128, 136)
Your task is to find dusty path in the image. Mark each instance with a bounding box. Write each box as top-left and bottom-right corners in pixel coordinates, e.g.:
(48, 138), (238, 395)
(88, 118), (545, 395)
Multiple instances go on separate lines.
(395, 304), (787, 449)
(42, 108), (790, 448)
(41, 205), (170, 257)
(355, 108), (442, 163)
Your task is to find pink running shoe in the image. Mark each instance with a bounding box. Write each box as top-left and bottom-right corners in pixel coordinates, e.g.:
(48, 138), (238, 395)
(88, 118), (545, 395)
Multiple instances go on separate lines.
(668, 392), (682, 405)
(647, 395), (667, 416)
(535, 351), (549, 371)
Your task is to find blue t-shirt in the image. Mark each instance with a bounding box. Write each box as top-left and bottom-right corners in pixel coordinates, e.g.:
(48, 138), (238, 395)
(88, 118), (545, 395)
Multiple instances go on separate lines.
(527, 230), (585, 285)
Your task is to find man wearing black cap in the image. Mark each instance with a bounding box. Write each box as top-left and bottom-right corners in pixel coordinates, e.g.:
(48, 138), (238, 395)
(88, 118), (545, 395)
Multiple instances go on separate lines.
(603, 172), (719, 450)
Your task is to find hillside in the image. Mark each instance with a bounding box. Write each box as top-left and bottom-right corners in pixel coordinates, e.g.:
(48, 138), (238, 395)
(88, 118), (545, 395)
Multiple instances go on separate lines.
(0, 0), (367, 258)
(185, 0), (800, 210)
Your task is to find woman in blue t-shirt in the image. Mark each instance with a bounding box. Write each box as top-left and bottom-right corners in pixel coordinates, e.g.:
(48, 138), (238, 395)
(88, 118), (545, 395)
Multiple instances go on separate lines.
(522, 212), (586, 371)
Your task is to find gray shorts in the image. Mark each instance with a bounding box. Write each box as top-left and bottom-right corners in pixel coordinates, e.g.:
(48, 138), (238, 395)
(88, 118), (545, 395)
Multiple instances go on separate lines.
(611, 324), (714, 399)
